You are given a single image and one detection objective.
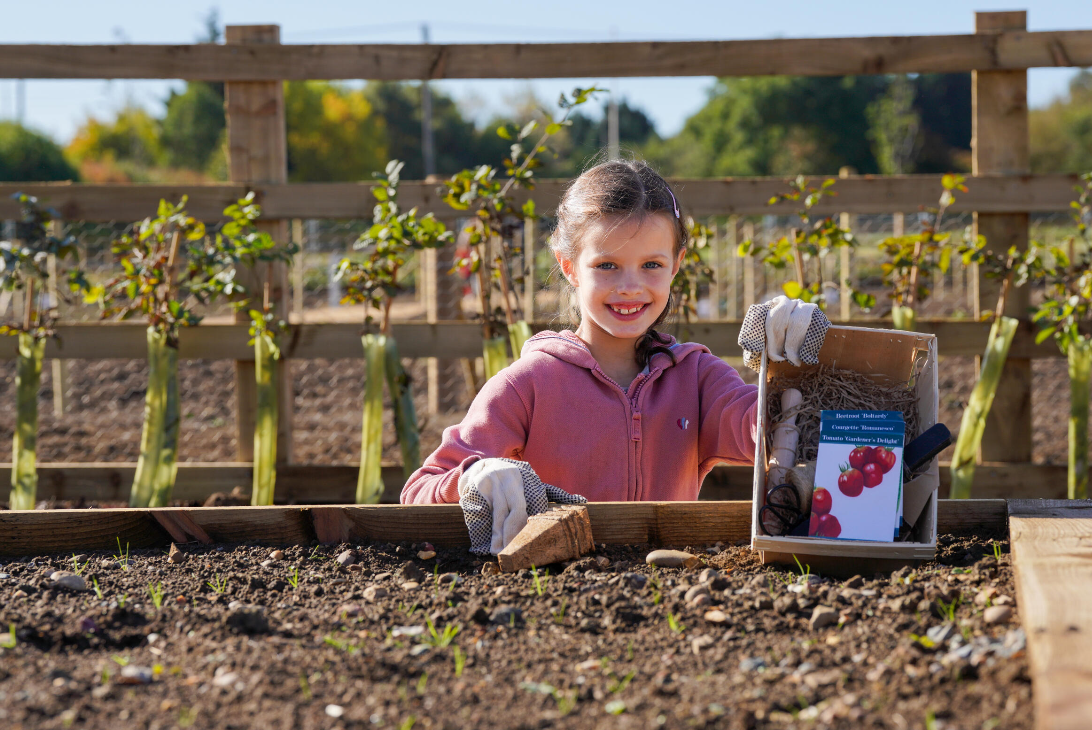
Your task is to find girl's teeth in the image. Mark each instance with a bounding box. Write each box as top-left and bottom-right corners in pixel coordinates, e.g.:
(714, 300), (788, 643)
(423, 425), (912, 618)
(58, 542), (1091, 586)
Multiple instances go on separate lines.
(612, 305), (643, 315)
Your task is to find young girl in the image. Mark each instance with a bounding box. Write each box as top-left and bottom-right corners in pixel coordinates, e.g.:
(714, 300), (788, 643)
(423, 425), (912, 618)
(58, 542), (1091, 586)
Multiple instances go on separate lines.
(402, 160), (802, 516)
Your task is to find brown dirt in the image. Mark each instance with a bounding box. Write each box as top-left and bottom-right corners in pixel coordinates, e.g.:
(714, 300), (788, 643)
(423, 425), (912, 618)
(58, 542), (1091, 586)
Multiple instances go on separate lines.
(0, 535), (1029, 729)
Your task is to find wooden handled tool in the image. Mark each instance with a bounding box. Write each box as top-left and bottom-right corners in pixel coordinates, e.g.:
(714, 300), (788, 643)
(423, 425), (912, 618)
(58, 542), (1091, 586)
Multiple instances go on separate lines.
(767, 388), (802, 486)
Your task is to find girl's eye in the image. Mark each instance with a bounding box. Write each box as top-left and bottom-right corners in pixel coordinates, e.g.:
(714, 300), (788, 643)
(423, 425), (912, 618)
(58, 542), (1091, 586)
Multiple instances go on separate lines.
(643, 262), (663, 269)
(594, 262), (616, 270)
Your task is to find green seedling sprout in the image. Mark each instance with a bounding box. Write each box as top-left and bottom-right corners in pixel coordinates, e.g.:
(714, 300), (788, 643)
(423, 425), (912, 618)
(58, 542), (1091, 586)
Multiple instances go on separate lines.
(519, 681), (577, 717)
(148, 582), (164, 610)
(114, 538), (130, 571)
(117, 594), (128, 609)
(421, 617), (460, 648)
(399, 717), (416, 730)
(552, 599), (568, 625)
(92, 577), (103, 600)
(648, 568), (662, 606)
(415, 672), (428, 696)
(792, 554), (811, 579)
(71, 553), (87, 576)
(453, 645), (466, 678)
(667, 613), (686, 634)
(0, 623), (15, 649)
(530, 565), (550, 596)
(287, 567), (300, 590)
(936, 595), (961, 623)
(206, 574), (227, 594)
(608, 670), (636, 694)
(992, 541), (1003, 561)
(298, 671), (312, 701)
(112, 654), (130, 667)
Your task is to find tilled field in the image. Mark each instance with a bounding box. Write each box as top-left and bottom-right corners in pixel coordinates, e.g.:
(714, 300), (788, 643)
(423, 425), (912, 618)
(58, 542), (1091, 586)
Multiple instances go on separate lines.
(0, 534), (1030, 729)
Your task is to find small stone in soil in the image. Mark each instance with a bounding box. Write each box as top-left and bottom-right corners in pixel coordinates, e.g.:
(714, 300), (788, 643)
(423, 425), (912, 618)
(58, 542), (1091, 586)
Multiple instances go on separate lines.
(974, 587), (999, 607)
(704, 609), (729, 624)
(739, 657), (766, 672)
(50, 570), (87, 591)
(699, 568), (719, 584)
(481, 562), (500, 576)
(692, 634), (715, 654)
(362, 586), (389, 602)
(399, 561), (425, 583)
(117, 666), (154, 685)
(212, 672), (240, 688)
(926, 623), (958, 645)
(490, 605), (523, 626)
(984, 605), (1013, 624)
(755, 597), (774, 611)
(269, 550), (284, 561)
(809, 605), (838, 630)
(260, 560), (273, 569)
(168, 543), (187, 564)
(595, 556), (611, 569)
(438, 573), (463, 588)
(684, 585), (710, 603)
(401, 581), (420, 590)
(391, 625), (425, 638)
(622, 572), (647, 590)
(417, 550), (437, 560)
(844, 575), (864, 589)
(326, 705), (345, 718)
(646, 549), (698, 569)
(336, 550), (356, 567)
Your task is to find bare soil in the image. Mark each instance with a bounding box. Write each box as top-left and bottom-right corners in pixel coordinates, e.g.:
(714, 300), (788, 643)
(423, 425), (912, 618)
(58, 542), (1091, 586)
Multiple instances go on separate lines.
(0, 533), (1028, 730)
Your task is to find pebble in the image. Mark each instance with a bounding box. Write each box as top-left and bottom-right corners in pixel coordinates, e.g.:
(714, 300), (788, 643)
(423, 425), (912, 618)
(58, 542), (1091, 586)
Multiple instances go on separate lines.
(49, 570), (87, 591)
(0, 573), (9, 580)
(362, 586), (389, 602)
(481, 562), (501, 576)
(621, 572), (647, 590)
(974, 587), (998, 607)
(117, 666), (154, 685)
(417, 550), (437, 560)
(754, 597), (774, 611)
(802, 669), (842, 689)
(400, 581), (420, 591)
(336, 550), (356, 568)
(809, 605), (838, 630)
(926, 623), (958, 645)
(391, 625), (425, 638)
(595, 556), (611, 569)
(684, 585), (710, 603)
(13, 590), (27, 599)
(260, 560), (273, 569)
(984, 605), (1013, 624)
(994, 594), (1014, 606)
(843, 575), (864, 589)
(337, 603), (364, 619)
(699, 568), (719, 584)
(490, 605), (523, 626)
(646, 549), (698, 569)
(400, 561), (425, 583)
(690, 594), (713, 607)
(325, 705), (345, 719)
(374, 572), (392, 581)
(438, 573), (463, 588)
(168, 543), (187, 565)
(691, 635), (715, 654)
(269, 550), (284, 561)
(574, 658), (601, 673)
(739, 657), (766, 672)
(212, 672), (240, 688)
(703, 609), (729, 625)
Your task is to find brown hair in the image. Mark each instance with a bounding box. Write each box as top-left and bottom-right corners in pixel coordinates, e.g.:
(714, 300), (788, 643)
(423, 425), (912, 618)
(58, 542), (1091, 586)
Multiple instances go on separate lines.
(549, 159), (688, 369)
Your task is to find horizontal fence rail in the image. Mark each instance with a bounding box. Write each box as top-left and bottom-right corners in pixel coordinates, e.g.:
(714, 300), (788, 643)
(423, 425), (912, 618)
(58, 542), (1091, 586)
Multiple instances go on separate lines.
(0, 320), (1066, 361)
(0, 31), (1090, 81)
(0, 174), (1083, 222)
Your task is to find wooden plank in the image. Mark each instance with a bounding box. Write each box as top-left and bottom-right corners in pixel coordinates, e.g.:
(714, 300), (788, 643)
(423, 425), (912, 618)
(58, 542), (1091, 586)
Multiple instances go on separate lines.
(1009, 500), (1092, 730)
(974, 12), (1033, 464)
(0, 499), (1010, 558)
(225, 25), (292, 464)
(0, 31), (1090, 81)
(0, 174), (1082, 222)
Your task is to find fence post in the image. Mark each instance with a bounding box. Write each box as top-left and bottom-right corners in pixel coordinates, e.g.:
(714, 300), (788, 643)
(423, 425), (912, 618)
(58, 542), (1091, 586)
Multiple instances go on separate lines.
(522, 217), (536, 321)
(224, 25), (294, 465)
(424, 215), (463, 414)
(741, 219), (756, 310)
(727, 216), (739, 320)
(291, 219), (304, 316)
(972, 10), (1032, 464)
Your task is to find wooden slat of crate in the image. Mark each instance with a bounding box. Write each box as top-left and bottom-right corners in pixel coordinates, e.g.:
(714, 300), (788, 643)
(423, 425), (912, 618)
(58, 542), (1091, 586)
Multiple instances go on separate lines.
(1009, 500), (1092, 730)
(0, 499), (1009, 557)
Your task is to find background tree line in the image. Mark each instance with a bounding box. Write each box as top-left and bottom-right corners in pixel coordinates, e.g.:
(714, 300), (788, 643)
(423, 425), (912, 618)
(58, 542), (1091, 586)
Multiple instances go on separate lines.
(1, 60), (1090, 183)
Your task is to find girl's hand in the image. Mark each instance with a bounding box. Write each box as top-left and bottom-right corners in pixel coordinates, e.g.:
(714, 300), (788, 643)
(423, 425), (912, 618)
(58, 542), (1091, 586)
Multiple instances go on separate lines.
(458, 458), (587, 555)
(738, 295), (831, 371)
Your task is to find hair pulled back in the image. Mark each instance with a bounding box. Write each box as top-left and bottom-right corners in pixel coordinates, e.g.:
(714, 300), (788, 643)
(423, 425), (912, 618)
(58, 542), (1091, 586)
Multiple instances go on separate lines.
(549, 159), (688, 370)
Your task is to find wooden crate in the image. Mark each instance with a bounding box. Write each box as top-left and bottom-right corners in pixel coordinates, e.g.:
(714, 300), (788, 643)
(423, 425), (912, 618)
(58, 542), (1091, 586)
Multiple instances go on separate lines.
(750, 325), (940, 575)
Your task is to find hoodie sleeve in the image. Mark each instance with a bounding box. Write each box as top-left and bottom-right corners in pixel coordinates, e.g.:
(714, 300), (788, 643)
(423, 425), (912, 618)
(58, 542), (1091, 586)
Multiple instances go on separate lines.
(400, 370), (531, 504)
(696, 354), (760, 470)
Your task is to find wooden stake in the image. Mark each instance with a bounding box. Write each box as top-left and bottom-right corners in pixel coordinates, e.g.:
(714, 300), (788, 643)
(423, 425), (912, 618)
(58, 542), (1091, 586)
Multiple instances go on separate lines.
(225, 24), (293, 464)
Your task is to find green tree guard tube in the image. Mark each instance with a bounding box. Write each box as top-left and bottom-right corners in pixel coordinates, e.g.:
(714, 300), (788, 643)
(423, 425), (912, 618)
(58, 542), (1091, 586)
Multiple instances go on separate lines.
(949, 316), (1019, 499)
(483, 336), (510, 380)
(10, 333), (45, 511)
(508, 320), (533, 360)
(357, 334), (387, 504)
(251, 331), (280, 506)
(1068, 338), (1091, 500)
(132, 327), (181, 507)
(891, 305), (917, 332)
(384, 337), (421, 481)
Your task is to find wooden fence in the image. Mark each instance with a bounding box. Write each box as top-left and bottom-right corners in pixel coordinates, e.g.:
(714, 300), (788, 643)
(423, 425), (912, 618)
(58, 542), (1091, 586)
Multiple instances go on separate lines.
(0, 10), (1087, 502)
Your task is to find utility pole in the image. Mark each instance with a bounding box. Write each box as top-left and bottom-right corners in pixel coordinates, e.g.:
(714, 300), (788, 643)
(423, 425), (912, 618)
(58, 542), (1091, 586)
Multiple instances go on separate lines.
(420, 24), (436, 176)
(15, 80), (25, 124)
(607, 27), (619, 160)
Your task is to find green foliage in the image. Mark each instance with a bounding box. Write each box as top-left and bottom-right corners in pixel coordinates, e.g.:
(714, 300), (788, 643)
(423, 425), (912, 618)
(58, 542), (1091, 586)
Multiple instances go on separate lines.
(674, 219), (716, 323)
(1032, 174), (1092, 351)
(92, 577), (103, 600)
(421, 617), (461, 648)
(66, 106), (163, 171)
(443, 87), (601, 342)
(337, 160), (452, 332)
(530, 565), (550, 596)
(453, 645), (466, 677)
(519, 681), (577, 716)
(285, 81), (388, 182)
(666, 612), (686, 634)
(1031, 71), (1092, 174)
(206, 574), (228, 594)
(148, 582), (164, 609)
(739, 176), (871, 310)
(0, 122), (78, 182)
(161, 82), (225, 173)
(0, 623), (16, 649)
(288, 566), (300, 590)
(867, 75), (920, 175)
(114, 538), (130, 571)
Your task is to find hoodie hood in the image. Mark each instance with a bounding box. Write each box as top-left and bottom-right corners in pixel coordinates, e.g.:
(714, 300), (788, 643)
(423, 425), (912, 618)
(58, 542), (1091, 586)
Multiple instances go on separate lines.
(523, 329), (710, 373)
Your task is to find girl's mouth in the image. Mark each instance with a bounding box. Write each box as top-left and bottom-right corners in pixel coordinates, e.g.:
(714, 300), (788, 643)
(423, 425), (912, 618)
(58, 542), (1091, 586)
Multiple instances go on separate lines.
(607, 302), (650, 320)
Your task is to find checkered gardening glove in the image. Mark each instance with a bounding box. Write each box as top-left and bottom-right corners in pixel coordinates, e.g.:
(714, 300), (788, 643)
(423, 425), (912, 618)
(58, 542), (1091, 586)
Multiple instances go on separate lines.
(458, 458), (587, 556)
(738, 295), (831, 372)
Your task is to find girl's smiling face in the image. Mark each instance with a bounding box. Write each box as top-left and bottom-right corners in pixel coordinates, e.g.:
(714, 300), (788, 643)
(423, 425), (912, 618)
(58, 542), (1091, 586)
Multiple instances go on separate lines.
(557, 213), (683, 347)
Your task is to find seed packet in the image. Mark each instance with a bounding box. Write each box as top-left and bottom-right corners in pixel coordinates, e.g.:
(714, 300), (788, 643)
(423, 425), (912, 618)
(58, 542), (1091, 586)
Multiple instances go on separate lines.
(809, 410), (905, 542)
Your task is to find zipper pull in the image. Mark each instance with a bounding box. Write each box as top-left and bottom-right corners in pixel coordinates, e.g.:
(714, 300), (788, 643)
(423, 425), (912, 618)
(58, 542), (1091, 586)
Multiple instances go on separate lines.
(632, 412), (642, 441)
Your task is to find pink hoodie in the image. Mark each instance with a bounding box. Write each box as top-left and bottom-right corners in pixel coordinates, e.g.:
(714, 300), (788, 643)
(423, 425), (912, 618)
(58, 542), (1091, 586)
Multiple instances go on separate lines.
(400, 330), (759, 504)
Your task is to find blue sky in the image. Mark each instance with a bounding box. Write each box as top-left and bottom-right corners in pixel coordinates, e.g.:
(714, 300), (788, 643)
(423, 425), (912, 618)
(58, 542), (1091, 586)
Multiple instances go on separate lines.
(0, 0), (1088, 143)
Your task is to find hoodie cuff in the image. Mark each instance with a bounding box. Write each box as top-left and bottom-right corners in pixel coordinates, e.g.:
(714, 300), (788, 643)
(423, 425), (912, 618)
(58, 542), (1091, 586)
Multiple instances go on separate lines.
(439, 454), (484, 504)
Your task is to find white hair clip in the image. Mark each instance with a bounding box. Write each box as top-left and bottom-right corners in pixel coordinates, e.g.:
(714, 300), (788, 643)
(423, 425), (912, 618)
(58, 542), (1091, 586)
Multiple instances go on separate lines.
(667, 189), (680, 218)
